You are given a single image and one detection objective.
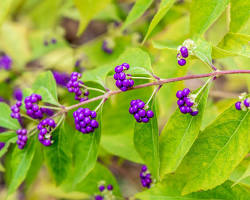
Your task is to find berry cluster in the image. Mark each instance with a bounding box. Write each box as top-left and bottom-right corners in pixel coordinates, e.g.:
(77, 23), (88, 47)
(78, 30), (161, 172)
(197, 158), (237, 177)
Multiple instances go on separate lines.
(113, 63), (134, 91)
(140, 165), (153, 188)
(129, 100), (154, 123)
(176, 88), (198, 116)
(95, 183), (114, 200)
(177, 46), (188, 66)
(67, 72), (89, 102)
(16, 129), (28, 149)
(73, 108), (99, 134)
(37, 118), (56, 146)
(0, 54), (12, 70)
(10, 101), (22, 120)
(53, 71), (70, 87)
(24, 94), (45, 119)
(44, 38), (57, 46)
(235, 96), (250, 111)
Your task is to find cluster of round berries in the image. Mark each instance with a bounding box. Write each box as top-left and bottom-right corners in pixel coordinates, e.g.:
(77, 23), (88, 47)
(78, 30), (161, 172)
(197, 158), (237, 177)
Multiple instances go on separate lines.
(113, 63), (134, 91)
(53, 71), (70, 87)
(24, 94), (45, 119)
(140, 165), (153, 188)
(176, 88), (198, 116)
(0, 54), (12, 70)
(37, 118), (56, 146)
(44, 38), (57, 46)
(235, 96), (250, 111)
(73, 108), (99, 134)
(16, 129), (28, 149)
(177, 46), (189, 66)
(67, 72), (89, 102)
(95, 183), (114, 200)
(10, 101), (22, 120)
(129, 100), (154, 123)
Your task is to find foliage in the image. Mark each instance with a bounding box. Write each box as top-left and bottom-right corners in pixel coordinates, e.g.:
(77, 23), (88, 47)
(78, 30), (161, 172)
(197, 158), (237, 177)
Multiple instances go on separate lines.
(0, 0), (249, 199)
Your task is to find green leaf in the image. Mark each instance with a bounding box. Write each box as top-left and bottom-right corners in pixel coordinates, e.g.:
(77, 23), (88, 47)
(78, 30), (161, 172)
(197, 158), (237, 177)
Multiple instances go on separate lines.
(0, 102), (20, 130)
(122, 0), (153, 30)
(143, 0), (175, 43)
(134, 97), (159, 179)
(69, 108), (102, 186)
(75, 163), (121, 197)
(114, 47), (153, 75)
(0, 131), (16, 142)
(180, 105), (250, 195)
(135, 173), (250, 200)
(0, 136), (16, 158)
(44, 120), (74, 185)
(230, 157), (250, 187)
(193, 38), (212, 65)
(217, 33), (250, 58)
(152, 40), (178, 51)
(25, 143), (43, 189)
(0, 0), (13, 27)
(190, 0), (229, 36)
(230, 0), (250, 33)
(7, 137), (36, 195)
(101, 82), (153, 163)
(73, 0), (111, 35)
(32, 71), (60, 106)
(159, 82), (210, 177)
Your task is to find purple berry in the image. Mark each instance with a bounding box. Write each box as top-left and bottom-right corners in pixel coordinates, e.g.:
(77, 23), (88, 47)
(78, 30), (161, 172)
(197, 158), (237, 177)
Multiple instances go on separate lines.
(190, 110), (199, 116)
(185, 98), (194, 107)
(178, 59), (186, 66)
(116, 80), (123, 88)
(99, 185), (105, 192)
(118, 72), (126, 81)
(180, 46), (188, 58)
(115, 66), (123, 73)
(182, 88), (190, 97)
(138, 109), (146, 117)
(141, 117), (149, 123)
(176, 90), (184, 99)
(180, 106), (187, 114)
(146, 110), (154, 118)
(107, 184), (113, 191)
(122, 63), (130, 70)
(244, 98), (250, 107)
(177, 99), (185, 106)
(235, 101), (242, 110)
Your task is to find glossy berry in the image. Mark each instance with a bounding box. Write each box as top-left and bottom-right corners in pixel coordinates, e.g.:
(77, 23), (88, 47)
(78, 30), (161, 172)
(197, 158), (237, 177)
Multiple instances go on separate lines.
(67, 72), (89, 102)
(37, 118), (56, 146)
(73, 108), (98, 134)
(113, 63), (134, 91)
(24, 94), (45, 119)
(244, 98), (250, 107)
(178, 58), (186, 66)
(10, 100), (22, 120)
(140, 165), (152, 188)
(129, 99), (154, 123)
(53, 71), (70, 87)
(99, 185), (105, 192)
(176, 88), (198, 116)
(180, 46), (189, 58)
(107, 184), (113, 191)
(16, 129), (28, 149)
(235, 101), (241, 110)
(95, 195), (103, 200)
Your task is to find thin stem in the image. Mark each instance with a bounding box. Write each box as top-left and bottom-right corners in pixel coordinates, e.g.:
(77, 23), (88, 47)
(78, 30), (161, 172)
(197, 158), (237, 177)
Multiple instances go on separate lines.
(80, 83), (106, 93)
(21, 114), (37, 122)
(64, 69), (250, 112)
(129, 76), (154, 80)
(28, 126), (38, 137)
(40, 105), (61, 111)
(94, 97), (107, 112)
(146, 85), (162, 105)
